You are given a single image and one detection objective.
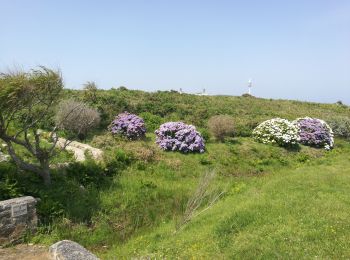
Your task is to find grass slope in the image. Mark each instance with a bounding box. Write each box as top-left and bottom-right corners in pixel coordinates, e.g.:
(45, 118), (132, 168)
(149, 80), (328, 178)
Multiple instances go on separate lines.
(103, 147), (350, 259)
(2, 89), (350, 258)
(26, 135), (350, 259)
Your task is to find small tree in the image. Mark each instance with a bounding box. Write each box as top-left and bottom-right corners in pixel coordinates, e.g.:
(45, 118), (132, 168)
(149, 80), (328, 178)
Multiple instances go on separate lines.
(0, 67), (93, 185)
(83, 81), (98, 103)
(55, 99), (100, 140)
(208, 115), (235, 142)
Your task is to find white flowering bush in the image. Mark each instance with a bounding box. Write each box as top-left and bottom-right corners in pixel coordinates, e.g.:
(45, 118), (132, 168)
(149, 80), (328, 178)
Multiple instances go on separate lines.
(253, 118), (299, 147)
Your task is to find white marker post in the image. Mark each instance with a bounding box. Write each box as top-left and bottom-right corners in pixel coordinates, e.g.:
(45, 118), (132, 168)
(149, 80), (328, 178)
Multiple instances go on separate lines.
(248, 79), (252, 95)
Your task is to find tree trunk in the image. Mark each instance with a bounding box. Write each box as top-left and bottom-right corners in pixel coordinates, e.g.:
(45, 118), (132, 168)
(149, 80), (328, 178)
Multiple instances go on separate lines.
(39, 160), (51, 186)
(6, 141), (52, 185)
(41, 168), (51, 186)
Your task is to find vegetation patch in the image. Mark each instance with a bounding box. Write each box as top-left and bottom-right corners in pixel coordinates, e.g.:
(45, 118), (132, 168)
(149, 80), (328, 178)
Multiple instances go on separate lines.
(294, 117), (334, 150)
(1, 77), (350, 258)
(252, 118), (299, 147)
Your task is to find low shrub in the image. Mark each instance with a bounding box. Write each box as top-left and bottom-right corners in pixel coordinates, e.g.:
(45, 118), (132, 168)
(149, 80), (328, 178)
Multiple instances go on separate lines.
(0, 163), (101, 223)
(0, 163), (22, 200)
(91, 134), (117, 149)
(293, 117), (334, 150)
(55, 99), (100, 140)
(109, 112), (146, 139)
(208, 115), (235, 142)
(65, 160), (107, 187)
(102, 148), (134, 175)
(198, 128), (211, 142)
(252, 118), (299, 147)
(139, 112), (163, 132)
(241, 93), (256, 98)
(126, 144), (157, 162)
(234, 120), (259, 137)
(327, 117), (350, 140)
(155, 122), (205, 153)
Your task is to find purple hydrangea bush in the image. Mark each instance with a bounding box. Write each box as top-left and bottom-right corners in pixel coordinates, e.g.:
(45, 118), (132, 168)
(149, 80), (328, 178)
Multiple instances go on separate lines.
(293, 117), (334, 150)
(110, 112), (146, 139)
(155, 122), (205, 153)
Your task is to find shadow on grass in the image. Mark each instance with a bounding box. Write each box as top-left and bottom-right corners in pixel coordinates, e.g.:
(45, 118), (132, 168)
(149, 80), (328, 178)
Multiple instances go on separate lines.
(0, 160), (119, 226)
(225, 137), (242, 145)
(284, 144), (301, 152)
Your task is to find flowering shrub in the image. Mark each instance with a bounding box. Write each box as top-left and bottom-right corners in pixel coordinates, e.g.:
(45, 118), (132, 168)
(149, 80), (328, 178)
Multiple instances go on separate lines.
(252, 118), (299, 147)
(110, 112), (146, 139)
(293, 117), (334, 150)
(155, 122), (205, 153)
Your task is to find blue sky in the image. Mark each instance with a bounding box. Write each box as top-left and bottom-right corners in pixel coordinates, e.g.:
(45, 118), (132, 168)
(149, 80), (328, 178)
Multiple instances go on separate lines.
(1, 0), (349, 103)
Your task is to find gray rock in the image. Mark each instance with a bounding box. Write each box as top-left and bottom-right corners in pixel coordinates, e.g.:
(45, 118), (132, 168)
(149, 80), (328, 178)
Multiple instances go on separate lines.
(49, 240), (99, 260)
(0, 151), (9, 162)
(0, 196), (37, 245)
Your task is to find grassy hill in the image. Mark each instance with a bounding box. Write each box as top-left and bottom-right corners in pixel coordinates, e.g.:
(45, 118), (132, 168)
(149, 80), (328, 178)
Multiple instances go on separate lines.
(1, 89), (350, 258)
(64, 88), (350, 136)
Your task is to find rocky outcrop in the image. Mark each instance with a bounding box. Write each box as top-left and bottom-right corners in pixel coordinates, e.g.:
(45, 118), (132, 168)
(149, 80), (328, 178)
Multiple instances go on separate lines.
(0, 196), (37, 245)
(49, 240), (99, 260)
(0, 150), (9, 163)
(56, 138), (103, 162)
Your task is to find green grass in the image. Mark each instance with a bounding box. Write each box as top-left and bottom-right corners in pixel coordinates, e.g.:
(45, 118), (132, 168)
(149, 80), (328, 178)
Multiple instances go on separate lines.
(102, 144), (350, 259)
(22, 134), (350, 259)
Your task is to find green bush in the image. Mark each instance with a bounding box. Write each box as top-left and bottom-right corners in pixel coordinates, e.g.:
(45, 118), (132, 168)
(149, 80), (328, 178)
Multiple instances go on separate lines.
(65, 160), (107, 187)
(198, 128), (211, 142)
(235, 120), (260, 137)
(91, 133), (117, 149)
(0, 163), (100, 223)
(0, 163), (22, 200)
(102, 148), (134, 176)
(139, 112), (164, 132)
(328, 117), (350, 139)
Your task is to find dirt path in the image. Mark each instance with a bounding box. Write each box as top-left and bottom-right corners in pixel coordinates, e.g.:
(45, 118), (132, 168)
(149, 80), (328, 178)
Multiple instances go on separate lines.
(0, 244), (49, 260)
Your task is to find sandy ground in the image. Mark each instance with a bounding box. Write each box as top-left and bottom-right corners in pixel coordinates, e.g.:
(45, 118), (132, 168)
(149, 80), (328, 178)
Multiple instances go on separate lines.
(0, 244), (49, 260)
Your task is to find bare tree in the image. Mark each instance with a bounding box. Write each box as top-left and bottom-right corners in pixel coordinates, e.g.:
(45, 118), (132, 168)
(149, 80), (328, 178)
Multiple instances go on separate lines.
(55, 99), (100, 140)
(0, 67), (91, 185)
